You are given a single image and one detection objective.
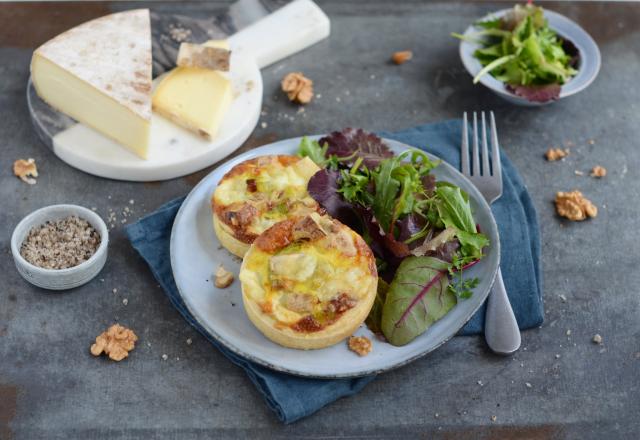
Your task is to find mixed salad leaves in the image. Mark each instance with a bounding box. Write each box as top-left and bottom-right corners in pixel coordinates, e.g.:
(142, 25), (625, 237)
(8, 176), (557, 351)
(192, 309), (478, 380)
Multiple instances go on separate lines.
(298, 128), (488, 346)
(453, 3), (579, 102)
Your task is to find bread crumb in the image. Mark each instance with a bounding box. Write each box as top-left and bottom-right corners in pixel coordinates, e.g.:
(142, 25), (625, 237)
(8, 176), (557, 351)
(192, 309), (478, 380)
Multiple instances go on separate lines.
(162, 353), (168, 360)
(90, 324), (137, 361)
(592, 334), (603, 344)
(214, 264), (234, 288)
(525, 382), (532, 388)
(574, 170), (585, 176)
(13, 158), (38, 184)
(348, 336), (372, 356)
(545, 148), (569, 161)
(281, 72), (313, 104)
(490, 415), (497, 422)
(591, 165), (606, 177)
(391, 50), (413, 65)
(555, 190), (597, 221)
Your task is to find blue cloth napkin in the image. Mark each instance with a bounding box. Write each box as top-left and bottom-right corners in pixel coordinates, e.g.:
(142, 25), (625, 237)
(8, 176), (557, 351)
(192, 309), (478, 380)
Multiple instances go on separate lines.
(125, 120), (543, 424)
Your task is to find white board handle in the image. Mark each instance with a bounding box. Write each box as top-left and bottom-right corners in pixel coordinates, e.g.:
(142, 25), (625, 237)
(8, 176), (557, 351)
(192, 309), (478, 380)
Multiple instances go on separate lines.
(228, 0), (330, 69)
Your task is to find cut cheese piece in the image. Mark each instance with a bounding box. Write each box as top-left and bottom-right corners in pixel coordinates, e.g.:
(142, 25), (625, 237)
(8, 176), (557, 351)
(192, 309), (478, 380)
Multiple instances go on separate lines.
(152, 40), (232, 141)
(30, 9), (152, 159)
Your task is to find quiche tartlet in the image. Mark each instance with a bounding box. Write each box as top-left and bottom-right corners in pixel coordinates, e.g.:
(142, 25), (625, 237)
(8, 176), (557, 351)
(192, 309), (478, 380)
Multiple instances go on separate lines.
(239, 214), (378, 350)
(211, 155), (320, 257)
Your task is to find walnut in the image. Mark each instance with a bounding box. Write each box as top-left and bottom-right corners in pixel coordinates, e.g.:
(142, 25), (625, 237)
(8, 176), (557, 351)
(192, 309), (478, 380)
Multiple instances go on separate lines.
(545, 148), (569, 161)
(591, 165), (607, 178)
(281, 72), (313, 104)
(214, 264), (234, 288)
(348, 336), (372, 357)
(13, 158), (38, 184)
(391, 50), (413, 65)
(555, 190), (597, 221)
(90, 324), (138, 361)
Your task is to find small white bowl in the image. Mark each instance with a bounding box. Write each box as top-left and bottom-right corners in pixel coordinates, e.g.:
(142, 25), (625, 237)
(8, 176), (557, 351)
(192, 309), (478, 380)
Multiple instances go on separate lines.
(459, 8), (601, 106)
(11, 204), (109, 290)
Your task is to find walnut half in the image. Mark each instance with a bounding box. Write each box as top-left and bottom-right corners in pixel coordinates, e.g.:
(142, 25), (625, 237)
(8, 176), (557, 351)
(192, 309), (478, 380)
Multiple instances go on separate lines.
(545, 148), (569, 161)
(90, 324), (138, 361)
(555, 190), (597, 221)
(13, 158), (38, 184)
(348, 336), (372, 357)
(281, 72), (314, 104)
(391, 50), (413, 65)
(215, 264), (234, 288)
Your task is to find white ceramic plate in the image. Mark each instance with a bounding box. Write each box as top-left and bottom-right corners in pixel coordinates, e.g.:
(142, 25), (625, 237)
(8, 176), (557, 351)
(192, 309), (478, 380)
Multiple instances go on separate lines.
(27, 0), (330, 181)
(459, 8), (601, 106)
(170, 137), (500, 378)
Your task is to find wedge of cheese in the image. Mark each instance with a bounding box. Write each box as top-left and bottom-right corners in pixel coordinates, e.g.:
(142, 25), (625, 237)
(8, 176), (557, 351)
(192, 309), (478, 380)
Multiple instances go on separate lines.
(31, 9), (152, 159)
(152, 40), (232, 141)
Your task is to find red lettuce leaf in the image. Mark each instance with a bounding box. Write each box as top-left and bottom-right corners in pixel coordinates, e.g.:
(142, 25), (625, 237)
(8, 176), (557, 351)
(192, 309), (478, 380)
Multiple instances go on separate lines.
(319, 127), (393, 168)
(395, 214), (427, 243)
(506, 83), (562, 102)
(307, 169), (362, 232)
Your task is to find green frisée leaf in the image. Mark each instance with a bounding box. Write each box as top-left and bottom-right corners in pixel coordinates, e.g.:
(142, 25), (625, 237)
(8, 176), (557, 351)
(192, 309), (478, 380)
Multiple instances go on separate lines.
(381, 257), (456, 346)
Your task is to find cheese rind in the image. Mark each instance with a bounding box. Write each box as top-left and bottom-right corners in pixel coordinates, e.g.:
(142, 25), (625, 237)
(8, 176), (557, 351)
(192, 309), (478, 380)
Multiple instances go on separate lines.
(177, 43), (230, 71)
(31, 9), (152, 159)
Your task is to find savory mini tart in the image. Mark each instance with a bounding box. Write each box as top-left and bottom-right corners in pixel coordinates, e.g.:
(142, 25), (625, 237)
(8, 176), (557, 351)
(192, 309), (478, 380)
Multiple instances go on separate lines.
(239, 213), (378, 350)
(211, 155), (320, 257)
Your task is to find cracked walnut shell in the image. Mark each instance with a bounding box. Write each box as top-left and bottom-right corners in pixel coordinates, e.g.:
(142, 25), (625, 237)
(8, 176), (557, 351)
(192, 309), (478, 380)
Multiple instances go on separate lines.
(13, 158), (38, 184)
(555, 190), (597, 221)
(90, 324), (138, 361)
(348, 336), (372, 356)
(281, 72), (313, 104)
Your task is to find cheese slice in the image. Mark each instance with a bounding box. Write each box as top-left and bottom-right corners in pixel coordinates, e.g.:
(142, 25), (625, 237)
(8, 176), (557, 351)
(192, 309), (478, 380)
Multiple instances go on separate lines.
(31, 9), (152, 159)
(152, 40), (232, 141)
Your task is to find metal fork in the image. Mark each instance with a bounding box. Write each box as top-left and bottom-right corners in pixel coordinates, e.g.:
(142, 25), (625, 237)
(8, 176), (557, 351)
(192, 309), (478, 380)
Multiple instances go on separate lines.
(461, 111), (521, 355)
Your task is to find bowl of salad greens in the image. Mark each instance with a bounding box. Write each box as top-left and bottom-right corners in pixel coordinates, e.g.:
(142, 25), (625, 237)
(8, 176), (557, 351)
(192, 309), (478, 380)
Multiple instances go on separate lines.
(454, 3), (600, 105)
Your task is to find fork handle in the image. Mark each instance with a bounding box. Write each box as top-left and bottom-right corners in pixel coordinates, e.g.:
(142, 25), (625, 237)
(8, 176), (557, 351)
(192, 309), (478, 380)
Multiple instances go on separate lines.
(484, 267), (521, 355)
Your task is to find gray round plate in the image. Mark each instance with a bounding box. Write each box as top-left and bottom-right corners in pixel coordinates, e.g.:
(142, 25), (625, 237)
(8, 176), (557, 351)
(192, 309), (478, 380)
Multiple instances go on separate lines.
(459, 8), (601, 106)
(170, 137), (500, 378)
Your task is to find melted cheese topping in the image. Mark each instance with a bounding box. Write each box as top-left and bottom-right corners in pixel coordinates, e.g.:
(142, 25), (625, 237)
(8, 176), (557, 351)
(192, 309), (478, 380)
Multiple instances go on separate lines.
(240, 215), (376, 327)
(213, 156), (320, 241)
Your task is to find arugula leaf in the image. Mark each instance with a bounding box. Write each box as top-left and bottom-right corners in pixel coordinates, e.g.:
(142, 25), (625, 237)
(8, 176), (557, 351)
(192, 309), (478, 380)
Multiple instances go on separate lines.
(298, 137), (328, 166)
(456, 230), (489, 258)
(381, 256), (455, 346)
(372, 156), (402, 233)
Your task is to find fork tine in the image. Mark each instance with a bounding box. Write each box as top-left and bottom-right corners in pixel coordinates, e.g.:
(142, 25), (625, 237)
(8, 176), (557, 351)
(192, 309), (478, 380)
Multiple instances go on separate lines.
(490, 111), (501, 181)
(461, 112), (470, 175)
(481, 112), (490, 176)
(472, 112), (480, 176)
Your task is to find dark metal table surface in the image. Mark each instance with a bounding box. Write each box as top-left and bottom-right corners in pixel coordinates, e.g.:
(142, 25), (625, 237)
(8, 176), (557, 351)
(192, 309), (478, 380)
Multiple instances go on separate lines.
(1, 1), (639, 439)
